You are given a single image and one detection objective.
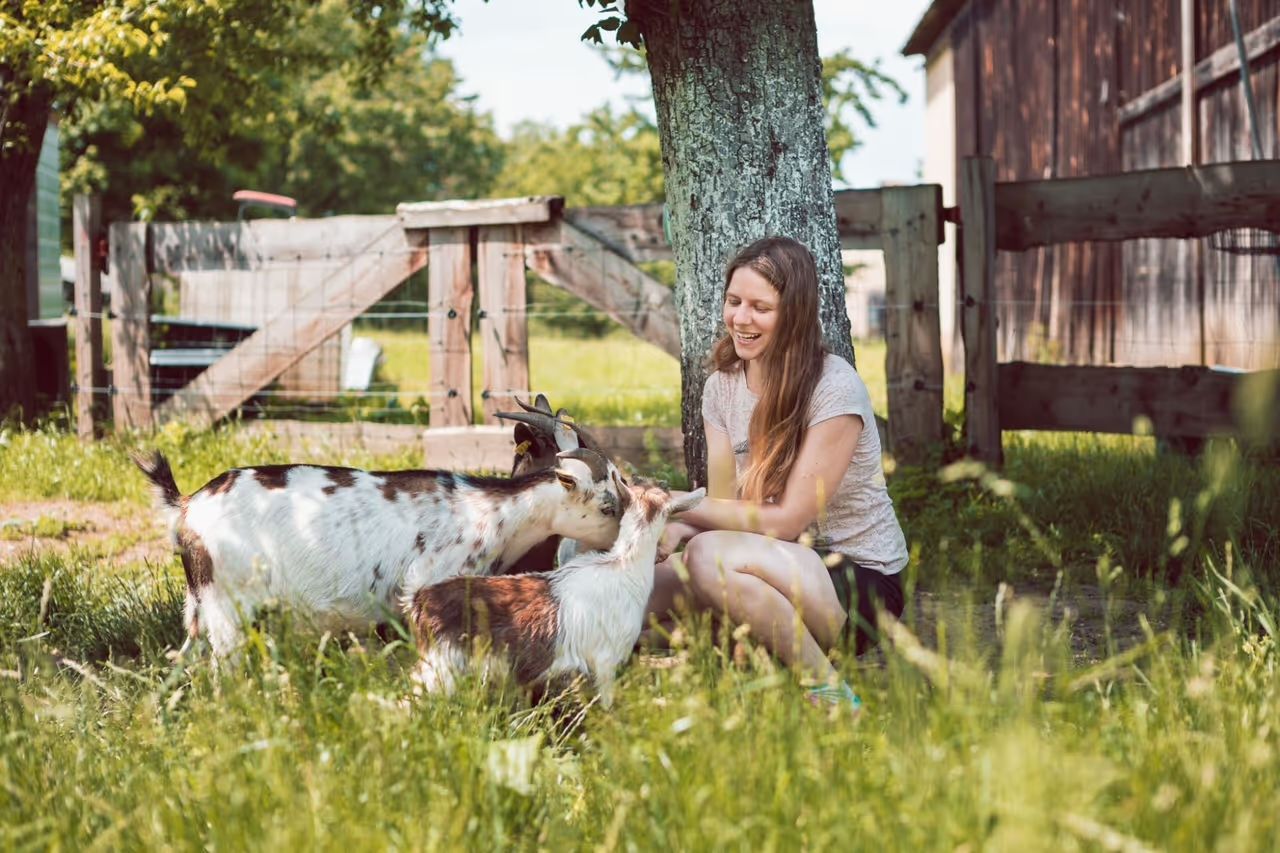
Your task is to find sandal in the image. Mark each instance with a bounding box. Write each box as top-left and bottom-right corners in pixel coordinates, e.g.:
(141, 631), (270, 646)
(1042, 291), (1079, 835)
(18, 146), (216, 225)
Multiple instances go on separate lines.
(805, 681), (863, 715)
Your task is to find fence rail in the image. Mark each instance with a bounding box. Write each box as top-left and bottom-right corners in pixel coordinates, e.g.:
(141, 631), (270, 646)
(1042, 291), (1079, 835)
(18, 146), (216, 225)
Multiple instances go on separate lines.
(961, 155), (1280, 464)
(78, 186), (949, 468)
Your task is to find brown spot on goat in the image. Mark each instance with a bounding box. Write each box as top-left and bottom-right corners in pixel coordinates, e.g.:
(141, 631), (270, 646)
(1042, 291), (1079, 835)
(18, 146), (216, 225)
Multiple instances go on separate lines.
(641, 491), (667, 525)
(201, 468), (240, 497)
(414, 576), (558, 687)
(253, 466), (295, 490)
(322, 467), (357, 495)
(469, 468), (558, 499)
(378, 471), (456, 502)
(414, 532), (427, 554)
(176, 526), (215, 592)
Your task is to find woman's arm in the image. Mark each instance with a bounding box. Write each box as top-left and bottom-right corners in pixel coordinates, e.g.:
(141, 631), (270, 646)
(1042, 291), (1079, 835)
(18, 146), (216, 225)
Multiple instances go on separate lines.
(655, 422), (731, 561)
(705, 421), (737, 500)
(675, 414), (863, 541)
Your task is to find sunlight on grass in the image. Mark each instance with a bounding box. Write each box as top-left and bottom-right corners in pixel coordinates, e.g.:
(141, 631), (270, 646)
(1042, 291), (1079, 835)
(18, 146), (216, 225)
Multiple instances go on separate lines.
(1, 347), (1277, 848)
(358, 328), (680, 426)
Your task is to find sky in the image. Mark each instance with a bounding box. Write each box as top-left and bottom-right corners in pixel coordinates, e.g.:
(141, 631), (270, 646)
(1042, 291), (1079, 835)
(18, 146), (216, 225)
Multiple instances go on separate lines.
(435, 0), (934, 188)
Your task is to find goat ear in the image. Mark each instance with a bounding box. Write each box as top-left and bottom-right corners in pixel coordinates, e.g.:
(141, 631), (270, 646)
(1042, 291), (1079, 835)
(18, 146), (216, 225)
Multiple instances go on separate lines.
(669, 488), (706, 516)
(554, 468), (581, 493)
(612, 470), (633, 514)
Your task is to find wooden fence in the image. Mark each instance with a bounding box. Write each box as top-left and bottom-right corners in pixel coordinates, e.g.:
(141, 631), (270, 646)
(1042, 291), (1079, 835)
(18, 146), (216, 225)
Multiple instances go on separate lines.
(960, 156), (1280, 464)
(78, 185), (949, 469)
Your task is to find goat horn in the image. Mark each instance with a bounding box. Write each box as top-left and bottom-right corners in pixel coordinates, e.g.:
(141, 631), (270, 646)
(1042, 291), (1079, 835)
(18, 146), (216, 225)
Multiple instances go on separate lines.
(496, 410), (581, 451)
(556, 448), (611, 482)
(495, 410), (559, 433)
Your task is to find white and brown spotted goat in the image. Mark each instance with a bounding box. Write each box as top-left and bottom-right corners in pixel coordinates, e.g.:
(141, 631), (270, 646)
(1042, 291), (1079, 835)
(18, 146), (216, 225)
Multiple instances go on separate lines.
(410, 474), (704, 706)
(133, 447), (624, 658)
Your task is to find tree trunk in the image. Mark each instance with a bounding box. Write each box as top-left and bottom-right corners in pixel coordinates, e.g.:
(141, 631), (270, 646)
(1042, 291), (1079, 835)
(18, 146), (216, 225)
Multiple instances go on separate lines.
(0, 84), (51, 422)
(629, 0), (853, 487)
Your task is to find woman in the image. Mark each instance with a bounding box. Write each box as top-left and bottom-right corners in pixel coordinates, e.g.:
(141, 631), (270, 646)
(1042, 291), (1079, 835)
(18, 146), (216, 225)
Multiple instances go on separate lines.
(650, 236), (908, 710)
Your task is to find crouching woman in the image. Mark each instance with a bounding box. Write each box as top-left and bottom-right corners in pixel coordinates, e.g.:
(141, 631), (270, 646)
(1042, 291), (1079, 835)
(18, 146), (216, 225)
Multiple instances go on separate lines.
(648, 236), (908, 711)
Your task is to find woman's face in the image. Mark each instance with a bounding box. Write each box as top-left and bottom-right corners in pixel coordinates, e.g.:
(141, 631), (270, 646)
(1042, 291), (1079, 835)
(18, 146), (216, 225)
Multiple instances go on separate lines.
(723, 266), (780, 362)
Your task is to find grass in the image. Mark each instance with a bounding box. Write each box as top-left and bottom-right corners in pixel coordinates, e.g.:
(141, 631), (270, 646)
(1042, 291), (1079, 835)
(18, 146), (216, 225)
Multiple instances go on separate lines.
(2, 335), (1279, 848)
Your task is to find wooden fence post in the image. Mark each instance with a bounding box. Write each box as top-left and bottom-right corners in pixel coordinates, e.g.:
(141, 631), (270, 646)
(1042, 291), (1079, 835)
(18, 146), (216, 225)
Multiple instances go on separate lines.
(960, 157), (1001, 465)
(73, 194), (105, 439)
(882, 185), (944, 464)
(428, 227), (474, 427)
(477, 225), (529, 423)
(108, 222), (152, 431)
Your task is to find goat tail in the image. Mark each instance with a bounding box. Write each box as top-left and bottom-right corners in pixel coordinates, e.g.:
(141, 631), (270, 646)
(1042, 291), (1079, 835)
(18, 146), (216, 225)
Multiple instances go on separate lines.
(131, 450), (184, 536)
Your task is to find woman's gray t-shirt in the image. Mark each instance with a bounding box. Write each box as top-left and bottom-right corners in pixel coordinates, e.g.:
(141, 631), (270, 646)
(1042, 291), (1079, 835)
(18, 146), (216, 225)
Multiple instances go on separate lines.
(701, 353), (908, 575)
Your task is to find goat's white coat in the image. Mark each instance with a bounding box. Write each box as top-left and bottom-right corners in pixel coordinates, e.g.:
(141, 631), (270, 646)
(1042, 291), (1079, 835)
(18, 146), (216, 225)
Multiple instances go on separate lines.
(154, 459), (621, 657)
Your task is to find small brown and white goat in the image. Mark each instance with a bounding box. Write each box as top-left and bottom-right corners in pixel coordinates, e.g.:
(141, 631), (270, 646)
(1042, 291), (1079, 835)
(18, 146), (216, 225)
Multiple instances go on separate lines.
(132, 448), (624, 658)
(410, 474), (704, 706)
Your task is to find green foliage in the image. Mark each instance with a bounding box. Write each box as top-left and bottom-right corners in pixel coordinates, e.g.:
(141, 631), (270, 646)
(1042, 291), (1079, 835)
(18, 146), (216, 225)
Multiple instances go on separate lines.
(59, 0), (502, 223)
(822, 51), (908, 182)
(2, 371), (1279, 847)
(491, 105), (664, 207)
(585, 40), (907, 186)
(0, 545), (1277, 848)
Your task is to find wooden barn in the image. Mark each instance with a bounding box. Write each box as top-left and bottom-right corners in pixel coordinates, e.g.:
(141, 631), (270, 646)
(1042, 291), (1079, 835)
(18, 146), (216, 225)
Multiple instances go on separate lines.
(905, 0), (1280, 371)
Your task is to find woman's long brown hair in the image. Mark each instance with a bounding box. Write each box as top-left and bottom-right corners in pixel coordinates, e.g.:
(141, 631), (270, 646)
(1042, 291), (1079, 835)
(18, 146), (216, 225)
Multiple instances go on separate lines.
(711, 236), (826, 502)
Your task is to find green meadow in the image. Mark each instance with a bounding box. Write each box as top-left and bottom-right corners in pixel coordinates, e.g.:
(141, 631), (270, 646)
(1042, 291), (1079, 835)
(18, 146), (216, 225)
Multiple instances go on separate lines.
(1, 334), (1278, 849)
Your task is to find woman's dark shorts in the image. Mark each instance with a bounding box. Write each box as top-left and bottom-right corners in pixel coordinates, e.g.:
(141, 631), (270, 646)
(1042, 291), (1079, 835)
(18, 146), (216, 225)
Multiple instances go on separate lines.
(821, 552), (905, 656)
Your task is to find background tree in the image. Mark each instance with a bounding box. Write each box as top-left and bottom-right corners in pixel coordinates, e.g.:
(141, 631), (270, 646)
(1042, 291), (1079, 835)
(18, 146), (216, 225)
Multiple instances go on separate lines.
(492, 105), (664, 207)
(61, 0), (500, 224)
(590, 0), (868, 484)
(0, 0), (456, 419)
(593, 41), (905, 188)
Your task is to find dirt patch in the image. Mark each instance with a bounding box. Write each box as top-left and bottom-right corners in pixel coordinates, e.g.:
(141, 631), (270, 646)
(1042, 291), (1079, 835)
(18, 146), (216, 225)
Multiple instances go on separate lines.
(0, 499), (173, 570)
(909, 581), (1164, 667)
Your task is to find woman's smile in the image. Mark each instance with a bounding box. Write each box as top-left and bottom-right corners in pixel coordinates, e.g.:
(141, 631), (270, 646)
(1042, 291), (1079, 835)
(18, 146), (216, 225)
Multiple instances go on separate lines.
(724, 267), (779, 361)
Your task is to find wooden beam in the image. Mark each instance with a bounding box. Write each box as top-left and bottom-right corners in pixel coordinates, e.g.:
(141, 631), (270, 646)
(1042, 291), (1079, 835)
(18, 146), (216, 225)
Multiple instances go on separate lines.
(156, 221), (428, 427)
(424, 425), (685, 473)
(882, 185), (944, 463)
(148, 216), (400, 272)
(398, 197), (562, 230)
(73, 195), (104, 440)
(239, 420), (425, 457)
(428, 227), (474, 427)
(1180, 0), (1198, 167)
(993, 160), (1280, 251)
(561, 188), (898, 263)
(997, 362), (1275, 437)
(477, 225), (529, 423)
(960, 158), (1001, 464)
(524, 219), (681, 359)
(108, 222), (152, 431)
(835, 189), (888, 251)
(565, 204), (669, 263)
(1118, 14), (1280, 125)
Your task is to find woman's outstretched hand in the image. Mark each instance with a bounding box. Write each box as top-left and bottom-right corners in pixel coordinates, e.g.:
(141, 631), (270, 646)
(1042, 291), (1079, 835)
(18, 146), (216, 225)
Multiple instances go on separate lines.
(656, 520), (700, 563)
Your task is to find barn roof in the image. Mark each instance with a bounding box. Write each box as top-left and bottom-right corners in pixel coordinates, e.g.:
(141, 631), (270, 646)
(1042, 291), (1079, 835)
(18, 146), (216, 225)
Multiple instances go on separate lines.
(902, 0), (969, 56)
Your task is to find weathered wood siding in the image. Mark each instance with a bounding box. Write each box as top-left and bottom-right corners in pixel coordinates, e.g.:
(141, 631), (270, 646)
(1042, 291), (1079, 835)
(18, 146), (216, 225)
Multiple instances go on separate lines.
(948, 0), (1279, 369)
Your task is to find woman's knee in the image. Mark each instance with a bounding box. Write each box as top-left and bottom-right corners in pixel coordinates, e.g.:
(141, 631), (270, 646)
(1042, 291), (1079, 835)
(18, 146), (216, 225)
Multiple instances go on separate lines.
(682, 532), (735, 598)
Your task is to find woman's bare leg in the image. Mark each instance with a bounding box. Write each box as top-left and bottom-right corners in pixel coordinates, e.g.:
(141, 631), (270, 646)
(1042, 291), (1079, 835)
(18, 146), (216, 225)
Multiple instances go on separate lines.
(681, 531), (847, 679)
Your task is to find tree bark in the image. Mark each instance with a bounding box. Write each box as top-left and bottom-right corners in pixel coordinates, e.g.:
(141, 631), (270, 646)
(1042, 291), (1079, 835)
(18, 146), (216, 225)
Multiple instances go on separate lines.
(0, 84), (51, 422)
(628, 0), (853, 487)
